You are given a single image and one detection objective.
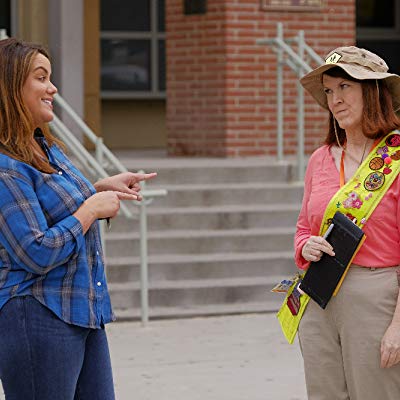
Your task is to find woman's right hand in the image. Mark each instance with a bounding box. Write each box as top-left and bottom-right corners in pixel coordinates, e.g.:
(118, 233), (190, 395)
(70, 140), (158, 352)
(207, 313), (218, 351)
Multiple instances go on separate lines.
(301, 236), (335, 262)
(74, 191), (138, 234)
(83, 190), (137, 220)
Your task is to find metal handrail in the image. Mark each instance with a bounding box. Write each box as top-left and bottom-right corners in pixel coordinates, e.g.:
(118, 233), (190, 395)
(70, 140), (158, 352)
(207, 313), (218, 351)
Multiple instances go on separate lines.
(50, 114), (134, 218)
(50, 96), (167, 326)
(53, 95), (130, 174)
(257, 23), (324, 181)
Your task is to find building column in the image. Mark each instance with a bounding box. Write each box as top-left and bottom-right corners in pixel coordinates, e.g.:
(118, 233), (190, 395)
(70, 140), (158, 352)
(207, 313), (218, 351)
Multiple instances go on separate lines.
(48, 0), (84, 141)
(16, 0), (48, 44)
(84, 0), (102, 139)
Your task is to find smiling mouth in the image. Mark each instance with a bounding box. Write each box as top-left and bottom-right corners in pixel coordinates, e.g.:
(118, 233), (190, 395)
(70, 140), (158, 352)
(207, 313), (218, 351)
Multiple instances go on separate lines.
(42, 99), (53, 108)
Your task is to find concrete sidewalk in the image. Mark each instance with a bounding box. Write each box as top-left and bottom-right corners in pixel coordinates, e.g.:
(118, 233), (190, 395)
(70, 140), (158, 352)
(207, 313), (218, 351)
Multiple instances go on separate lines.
(0, 313), (307, 400)
(108, 313), (307, 400)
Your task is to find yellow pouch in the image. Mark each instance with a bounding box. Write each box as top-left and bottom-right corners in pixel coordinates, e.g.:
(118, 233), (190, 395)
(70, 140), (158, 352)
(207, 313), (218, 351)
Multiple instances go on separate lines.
(276, 275), (310, 344)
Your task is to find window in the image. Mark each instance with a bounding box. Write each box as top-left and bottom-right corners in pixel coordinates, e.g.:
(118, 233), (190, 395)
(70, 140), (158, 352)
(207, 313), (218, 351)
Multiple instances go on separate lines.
(356, 0), (400, 74)
(0, 0), (11, 36)
(100, 0), (165, 99)
(356, 0), (400, 38)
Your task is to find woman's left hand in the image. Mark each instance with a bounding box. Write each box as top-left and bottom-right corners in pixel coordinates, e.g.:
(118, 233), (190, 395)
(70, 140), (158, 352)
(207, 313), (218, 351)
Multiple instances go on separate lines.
(94, 172), (157, 201)
(380, 322), (400, 368)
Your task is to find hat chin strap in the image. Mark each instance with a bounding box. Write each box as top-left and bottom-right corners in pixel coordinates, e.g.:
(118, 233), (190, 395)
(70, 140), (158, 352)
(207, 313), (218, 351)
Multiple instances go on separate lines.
(375, 79), (380, 100)
(333, 115), (343, 149)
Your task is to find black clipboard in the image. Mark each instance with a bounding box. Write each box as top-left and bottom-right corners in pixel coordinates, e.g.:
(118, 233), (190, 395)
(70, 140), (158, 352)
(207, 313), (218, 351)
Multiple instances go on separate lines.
(299, 211), (366, 309)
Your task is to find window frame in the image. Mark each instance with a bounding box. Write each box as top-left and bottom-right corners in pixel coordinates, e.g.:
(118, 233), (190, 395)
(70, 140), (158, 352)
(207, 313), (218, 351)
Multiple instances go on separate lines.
(356, 0), (400, 41)
(100, 0), (166, 99)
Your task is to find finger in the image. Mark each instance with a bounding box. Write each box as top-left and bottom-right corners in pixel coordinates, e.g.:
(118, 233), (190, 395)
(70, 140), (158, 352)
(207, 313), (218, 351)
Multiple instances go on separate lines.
(304, 253), (321, 262)
(394, 352), (400, 367)
(122, 188), (141, 196)
(319, 243), (335, 256)
(308, 248), (322, 258)
(307, 239), (334, 256)
(134, 172), (157, 181)
(315, 237), (334, 251)
(115, 192), (138, 200)
(386, 352), (398, 369)
(381, 347), (390, 368)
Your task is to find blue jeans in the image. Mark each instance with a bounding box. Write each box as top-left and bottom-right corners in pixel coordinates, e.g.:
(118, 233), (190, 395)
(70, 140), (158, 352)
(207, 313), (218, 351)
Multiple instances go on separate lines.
(0, 296), (115, 400)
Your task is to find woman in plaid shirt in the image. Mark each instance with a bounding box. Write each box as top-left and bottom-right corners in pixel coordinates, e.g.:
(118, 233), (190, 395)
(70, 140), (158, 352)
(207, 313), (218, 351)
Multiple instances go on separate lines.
(0, 38), (156, 399)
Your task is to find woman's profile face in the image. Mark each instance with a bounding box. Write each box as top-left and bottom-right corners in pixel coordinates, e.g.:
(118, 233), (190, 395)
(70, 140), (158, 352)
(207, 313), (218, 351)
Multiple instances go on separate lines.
(322, 74), (364, 133)
(22, 53), (58, 127)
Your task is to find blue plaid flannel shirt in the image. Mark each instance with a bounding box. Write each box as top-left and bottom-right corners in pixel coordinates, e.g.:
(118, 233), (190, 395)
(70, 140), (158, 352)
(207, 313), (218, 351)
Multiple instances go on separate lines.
(0, 132), (115, 328)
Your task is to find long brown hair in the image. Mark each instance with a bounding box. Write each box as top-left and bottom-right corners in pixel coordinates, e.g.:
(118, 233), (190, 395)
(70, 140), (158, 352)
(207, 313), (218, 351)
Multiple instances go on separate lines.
(324, 67), (400, 146)
(0, 38), (63, 173)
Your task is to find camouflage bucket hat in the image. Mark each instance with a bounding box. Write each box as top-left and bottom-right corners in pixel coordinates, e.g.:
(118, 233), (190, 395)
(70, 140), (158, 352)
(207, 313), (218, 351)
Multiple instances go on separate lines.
(300, 46), (400, 111)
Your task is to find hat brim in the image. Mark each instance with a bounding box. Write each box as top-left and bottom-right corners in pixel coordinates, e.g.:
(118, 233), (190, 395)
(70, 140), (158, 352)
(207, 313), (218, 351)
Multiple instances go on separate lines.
(300, 63), (400, 111)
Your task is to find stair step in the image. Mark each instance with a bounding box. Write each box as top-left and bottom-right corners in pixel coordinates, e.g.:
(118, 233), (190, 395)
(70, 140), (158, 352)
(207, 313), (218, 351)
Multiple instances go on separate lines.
(107, 157), (295, 184)
(105, 227), (296, 257)
(113, 203), (301, 231)
(108, 275), (289, 309)
(142, 182), (304, 207)
(105, 251), (295, 282)
(113, 301), (282, 321)
(110, 275), (283, 290)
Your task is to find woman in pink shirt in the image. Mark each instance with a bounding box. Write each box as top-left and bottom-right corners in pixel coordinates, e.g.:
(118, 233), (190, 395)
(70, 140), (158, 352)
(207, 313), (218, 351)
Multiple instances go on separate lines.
(296, 46), (400, 399)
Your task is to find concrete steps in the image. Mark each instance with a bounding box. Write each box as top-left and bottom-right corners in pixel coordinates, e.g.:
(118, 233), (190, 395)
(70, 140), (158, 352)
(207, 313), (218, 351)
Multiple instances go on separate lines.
(114, 301), (283, 320)
(113, 203), (300, 231)
(107, 156), (295, 184)
(103, 155), (302, 320)
(105, 227), (296, 257)
(146, 182), (304, 207)
(105, 251), (295, 282)
(108, 275), (287, 314)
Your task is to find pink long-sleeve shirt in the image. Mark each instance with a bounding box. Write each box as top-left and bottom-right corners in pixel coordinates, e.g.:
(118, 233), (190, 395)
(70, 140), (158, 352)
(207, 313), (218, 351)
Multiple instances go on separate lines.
(295, 145), (400, 270)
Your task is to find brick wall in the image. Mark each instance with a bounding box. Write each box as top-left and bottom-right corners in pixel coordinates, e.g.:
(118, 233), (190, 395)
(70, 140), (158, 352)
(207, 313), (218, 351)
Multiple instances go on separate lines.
(166, 0), (355, 157)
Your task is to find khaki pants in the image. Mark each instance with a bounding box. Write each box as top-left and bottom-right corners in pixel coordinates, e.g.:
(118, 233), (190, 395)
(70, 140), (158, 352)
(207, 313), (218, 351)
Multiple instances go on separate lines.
(298, 265), (400, 400)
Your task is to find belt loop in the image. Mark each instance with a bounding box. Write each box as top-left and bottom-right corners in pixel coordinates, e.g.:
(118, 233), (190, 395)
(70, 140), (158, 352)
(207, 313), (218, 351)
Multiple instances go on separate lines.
(370, 267), (376, 271)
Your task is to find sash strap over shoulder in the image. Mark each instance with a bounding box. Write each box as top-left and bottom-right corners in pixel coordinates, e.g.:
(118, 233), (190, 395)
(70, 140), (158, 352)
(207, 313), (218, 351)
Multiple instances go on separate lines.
(320, 131), (400, 235)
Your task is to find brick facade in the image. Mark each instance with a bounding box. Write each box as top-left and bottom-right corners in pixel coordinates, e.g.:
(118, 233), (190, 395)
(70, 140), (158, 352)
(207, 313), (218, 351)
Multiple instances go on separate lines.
(166, 0), (355, 157)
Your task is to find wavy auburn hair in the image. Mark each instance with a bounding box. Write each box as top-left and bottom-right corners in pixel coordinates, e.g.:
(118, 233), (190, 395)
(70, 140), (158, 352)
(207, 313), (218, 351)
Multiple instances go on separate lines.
(323, 67), (400, 146)
(0, 38), (62, 173)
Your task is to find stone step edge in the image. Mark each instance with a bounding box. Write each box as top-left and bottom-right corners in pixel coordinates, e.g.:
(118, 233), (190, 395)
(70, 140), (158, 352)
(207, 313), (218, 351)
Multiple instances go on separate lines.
(116, 202), (301, 220)
(113, 203), (301, 220)
(106, 156), (295, 170)
(145, 181), (304, 191)
(106, 226), (296, 240)
(145, 203), (301, 215)
(112, 301), (281, 321)
(106, 250), (295, 266)
(108, 275), (288, 290)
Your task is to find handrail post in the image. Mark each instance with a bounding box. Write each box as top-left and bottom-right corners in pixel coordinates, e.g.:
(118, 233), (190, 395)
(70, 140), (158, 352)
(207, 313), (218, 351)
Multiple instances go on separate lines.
(95, 136), (104, 168)
(95, 136), (107, 269)
(297, 30), (305, 181)
(276, 23), (284, 162)
(138, 171), (149, 326)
